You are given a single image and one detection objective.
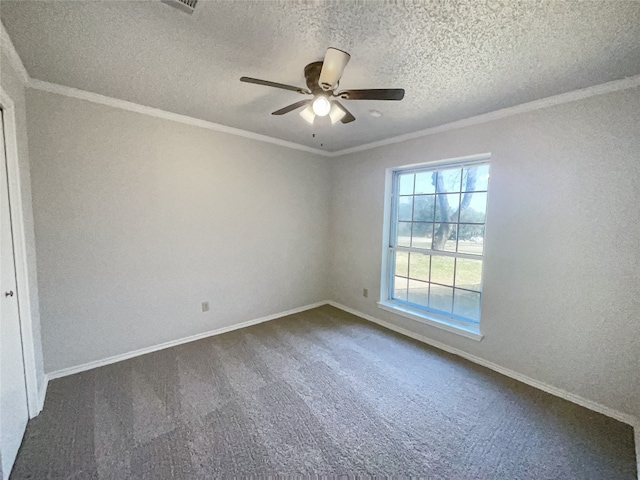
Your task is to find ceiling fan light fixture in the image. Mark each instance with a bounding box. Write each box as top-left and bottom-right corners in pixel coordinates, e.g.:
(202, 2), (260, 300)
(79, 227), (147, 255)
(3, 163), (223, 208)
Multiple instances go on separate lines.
(312, 95), (331, 116)
(329, 102), (347, 124)
(299, 104), (316, 124)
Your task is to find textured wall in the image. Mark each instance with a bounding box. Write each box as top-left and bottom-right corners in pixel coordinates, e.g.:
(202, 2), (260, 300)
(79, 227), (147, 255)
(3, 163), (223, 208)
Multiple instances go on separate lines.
(27, 89), (330, 373)
(328, 87), (640, 420)
(0, 52), (45, 398)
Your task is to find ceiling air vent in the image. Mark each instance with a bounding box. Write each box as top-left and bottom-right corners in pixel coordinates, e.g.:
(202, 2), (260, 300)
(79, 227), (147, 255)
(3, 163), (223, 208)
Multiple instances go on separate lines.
(161, 0), (197, 14)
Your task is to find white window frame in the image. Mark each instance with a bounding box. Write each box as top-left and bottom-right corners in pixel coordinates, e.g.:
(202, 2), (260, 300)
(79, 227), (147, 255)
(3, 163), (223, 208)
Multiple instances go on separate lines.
(378, 153), (490, 341)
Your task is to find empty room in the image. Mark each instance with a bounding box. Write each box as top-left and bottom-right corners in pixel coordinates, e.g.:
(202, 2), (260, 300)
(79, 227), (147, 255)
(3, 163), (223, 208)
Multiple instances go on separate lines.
(0, 1), (639, 478)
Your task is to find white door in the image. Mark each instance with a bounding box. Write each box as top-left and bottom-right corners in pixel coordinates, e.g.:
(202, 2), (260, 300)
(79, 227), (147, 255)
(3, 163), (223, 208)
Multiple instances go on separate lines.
(0, 108), (29, 479)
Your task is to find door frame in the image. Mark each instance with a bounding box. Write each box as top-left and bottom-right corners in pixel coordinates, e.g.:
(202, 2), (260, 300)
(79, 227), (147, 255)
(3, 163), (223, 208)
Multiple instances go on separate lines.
(0, 86), (41, 418)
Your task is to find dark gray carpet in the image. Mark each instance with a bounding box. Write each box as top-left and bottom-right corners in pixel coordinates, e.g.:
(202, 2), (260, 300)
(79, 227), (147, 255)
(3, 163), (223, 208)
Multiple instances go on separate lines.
(11, 305), (637, 479)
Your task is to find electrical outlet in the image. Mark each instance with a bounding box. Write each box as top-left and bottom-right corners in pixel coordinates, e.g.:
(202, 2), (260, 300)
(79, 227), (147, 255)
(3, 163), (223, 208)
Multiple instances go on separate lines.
(363, 288), (368, 298)
(202, 301), (210, 312)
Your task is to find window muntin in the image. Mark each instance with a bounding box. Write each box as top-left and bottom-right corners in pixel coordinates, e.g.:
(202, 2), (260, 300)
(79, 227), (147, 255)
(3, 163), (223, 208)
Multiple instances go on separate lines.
(388, 160), (489, 326)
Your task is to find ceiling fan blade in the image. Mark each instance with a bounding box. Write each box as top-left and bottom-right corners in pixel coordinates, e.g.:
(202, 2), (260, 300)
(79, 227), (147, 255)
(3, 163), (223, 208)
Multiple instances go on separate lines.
(272, 100), (312, 115)
(319, 48), (351, 91)
(240, 76), (309, 94)
(333, 100), (355, 124)
(337, 88), (405, 101)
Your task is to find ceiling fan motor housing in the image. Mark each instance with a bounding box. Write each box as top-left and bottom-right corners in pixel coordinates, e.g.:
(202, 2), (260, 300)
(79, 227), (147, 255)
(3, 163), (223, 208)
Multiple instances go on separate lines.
(304, 62), (326, 94)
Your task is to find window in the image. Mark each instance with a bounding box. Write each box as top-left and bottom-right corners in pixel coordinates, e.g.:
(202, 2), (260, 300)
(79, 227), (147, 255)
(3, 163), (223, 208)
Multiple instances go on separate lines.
(380, 156), (490, 338)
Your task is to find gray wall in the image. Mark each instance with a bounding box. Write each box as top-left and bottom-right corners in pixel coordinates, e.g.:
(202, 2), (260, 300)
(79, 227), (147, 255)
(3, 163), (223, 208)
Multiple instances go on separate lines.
(0, 52), (45, 397)
(328, 87), (640, 420)
(25, 83), (640, 422)
(26, 89), (330, 373)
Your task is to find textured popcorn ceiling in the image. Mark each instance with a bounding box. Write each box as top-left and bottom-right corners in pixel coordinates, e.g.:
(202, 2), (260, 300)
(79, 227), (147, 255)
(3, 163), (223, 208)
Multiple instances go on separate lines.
(2, 1), (639, 152)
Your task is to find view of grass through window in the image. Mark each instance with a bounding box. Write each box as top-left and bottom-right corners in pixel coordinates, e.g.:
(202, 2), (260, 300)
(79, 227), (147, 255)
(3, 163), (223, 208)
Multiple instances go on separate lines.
(388, 160), (489, 325)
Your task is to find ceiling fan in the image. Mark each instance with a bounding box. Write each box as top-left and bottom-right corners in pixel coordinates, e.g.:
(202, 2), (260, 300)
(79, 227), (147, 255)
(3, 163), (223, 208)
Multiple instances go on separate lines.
(240, 48), (405, 125)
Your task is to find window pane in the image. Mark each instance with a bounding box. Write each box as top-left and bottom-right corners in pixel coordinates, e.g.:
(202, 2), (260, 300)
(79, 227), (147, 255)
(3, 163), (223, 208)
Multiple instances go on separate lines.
(430, 255), (455, 286)
(413, 195), (435, 222)
(408, 279), (429, 306)
(415, 171), (436, 194)
(463, 164), (489, 192)
(389, 161), (488, 327)
(429, 284), (454, 314)
(434, 193), (460, 223)
(458, 225), (484, 255)
(432, 223), (457, 252)
(453, 289), (481, 322)
(397, 222), (411, 247)
(395, 251), (409, 277)
(436, 168), (462, 193)
(411, 223), (433, 249)
(398, 196), (413, 221)
(393, 276), (408, 301)
(398, 174), (414, 195)
(457, 223), (484, 244)
(459, 192), (487, 223)
(409, 252), (430, 281)
(455, 258), (482, 291)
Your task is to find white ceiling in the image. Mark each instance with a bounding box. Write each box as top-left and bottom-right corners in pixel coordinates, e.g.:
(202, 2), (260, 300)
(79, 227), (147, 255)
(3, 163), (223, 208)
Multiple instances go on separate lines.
(2, 1), (639, 152)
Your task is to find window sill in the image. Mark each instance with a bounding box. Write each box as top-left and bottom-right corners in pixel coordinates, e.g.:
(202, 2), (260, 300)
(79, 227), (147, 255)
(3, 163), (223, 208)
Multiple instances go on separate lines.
(377, 301), (484, 341)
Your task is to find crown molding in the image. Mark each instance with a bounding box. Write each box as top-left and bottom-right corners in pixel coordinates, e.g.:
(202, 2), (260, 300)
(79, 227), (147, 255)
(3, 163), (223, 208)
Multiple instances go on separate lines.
(328, 73), (640, 157)
(30, 73), (639, 160)
(5, 21), (639, 158)
(27, 79), (332, 157)
(0, 21), (30, 85)
(3, 22), (330, 156)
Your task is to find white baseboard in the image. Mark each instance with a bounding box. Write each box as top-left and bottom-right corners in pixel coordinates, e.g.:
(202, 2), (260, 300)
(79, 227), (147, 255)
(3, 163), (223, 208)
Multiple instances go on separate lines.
(36, 299), (640, 476)
(328, 301), (639, 428)
(35, 376), (48, 416)
(47, 300), (330, 381)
